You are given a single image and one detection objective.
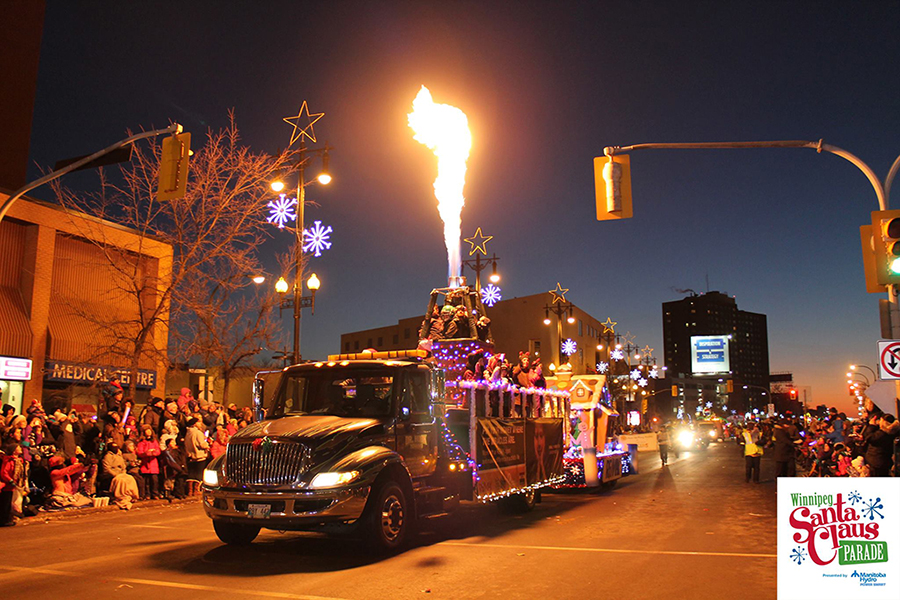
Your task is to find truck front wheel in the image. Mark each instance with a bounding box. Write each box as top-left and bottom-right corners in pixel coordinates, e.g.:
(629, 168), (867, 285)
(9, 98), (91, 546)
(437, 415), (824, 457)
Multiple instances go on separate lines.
(213, 520), (260, 546)
(363, 479), (409, 552)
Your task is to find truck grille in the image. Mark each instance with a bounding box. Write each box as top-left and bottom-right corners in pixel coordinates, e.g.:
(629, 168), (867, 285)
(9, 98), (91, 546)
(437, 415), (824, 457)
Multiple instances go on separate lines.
(225, 440), (311, 486)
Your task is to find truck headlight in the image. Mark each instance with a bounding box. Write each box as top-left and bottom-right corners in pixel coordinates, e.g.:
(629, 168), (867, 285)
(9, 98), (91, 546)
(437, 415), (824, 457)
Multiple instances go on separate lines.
(678, 431), (693, 447)
(708, 430), (717, 438)
(203, 469), (219, 487)
(309, 471), (360, 489)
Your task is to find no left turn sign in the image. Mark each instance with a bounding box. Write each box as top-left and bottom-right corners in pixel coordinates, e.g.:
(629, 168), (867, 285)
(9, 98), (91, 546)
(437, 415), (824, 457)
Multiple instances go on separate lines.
(878, 340), (900, 379)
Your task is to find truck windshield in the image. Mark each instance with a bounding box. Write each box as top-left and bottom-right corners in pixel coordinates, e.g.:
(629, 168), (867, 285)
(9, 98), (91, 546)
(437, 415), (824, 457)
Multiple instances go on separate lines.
(269, 369), (396, 418)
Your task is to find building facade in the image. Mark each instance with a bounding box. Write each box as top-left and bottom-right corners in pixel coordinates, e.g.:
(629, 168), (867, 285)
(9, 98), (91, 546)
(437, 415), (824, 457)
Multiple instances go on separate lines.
(0, 194), (172, 413)
(339, 292), (615, 375)
(662, 291), (769, 414)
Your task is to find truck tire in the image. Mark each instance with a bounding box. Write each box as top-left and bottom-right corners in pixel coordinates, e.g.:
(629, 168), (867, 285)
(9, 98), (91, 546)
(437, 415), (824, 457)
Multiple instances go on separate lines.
(501, 488), (537, 513)
(213, 520), (260, 546)
(363, 479), (409, 553)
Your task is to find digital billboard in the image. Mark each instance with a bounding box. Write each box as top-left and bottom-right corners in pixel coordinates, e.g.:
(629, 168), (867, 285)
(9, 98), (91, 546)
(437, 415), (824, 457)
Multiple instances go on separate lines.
(690, 335), (730, 374)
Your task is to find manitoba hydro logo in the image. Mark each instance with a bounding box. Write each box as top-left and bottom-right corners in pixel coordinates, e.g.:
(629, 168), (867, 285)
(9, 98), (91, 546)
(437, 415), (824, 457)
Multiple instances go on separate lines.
(778, 478), (899, 600)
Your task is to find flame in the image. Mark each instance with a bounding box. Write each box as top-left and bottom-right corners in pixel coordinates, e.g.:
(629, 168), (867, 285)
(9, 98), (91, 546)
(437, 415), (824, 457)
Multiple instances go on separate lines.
(408, 86), (472, 282)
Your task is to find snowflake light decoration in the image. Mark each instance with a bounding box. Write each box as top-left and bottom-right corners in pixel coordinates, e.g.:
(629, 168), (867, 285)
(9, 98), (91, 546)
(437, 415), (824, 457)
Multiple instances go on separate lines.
(302, 220), (333, 257)
(861, 497), (884, 521)
(630, 369), (642, 381)
(638, 378), (648, 388)
(790, 547), (807, 565)
(561, 339), (577, 356)
(596, 362), (609, 373)
(611, 348), (625, 361)
(480, 284), (502, 307)
(266, 194), (298, 229)
(649, 367), (660, 379)
(848, 491), (862, 505)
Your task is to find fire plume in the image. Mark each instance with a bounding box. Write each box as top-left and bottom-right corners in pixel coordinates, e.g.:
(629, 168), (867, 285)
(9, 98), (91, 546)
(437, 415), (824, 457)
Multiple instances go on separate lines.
(408, 86), (472, 281)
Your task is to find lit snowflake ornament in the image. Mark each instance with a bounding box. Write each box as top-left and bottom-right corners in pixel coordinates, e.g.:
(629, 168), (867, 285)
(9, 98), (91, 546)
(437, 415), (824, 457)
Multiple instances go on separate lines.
(611, 349), (625, 361)
(638, 378), (648, 388)
(630, 369), (642, 381)
(480, 284), (502, 307)
(596, 362), (609, 374)
(266, 194), (298, 229)
(561, 339), (577, 356)
(302, 220), (333, 257)
(649, 367), (660, 379)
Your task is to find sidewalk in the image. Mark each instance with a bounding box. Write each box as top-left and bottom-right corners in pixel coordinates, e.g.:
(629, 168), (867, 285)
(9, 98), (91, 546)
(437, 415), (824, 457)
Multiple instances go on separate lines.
(14, 495), (200, 526)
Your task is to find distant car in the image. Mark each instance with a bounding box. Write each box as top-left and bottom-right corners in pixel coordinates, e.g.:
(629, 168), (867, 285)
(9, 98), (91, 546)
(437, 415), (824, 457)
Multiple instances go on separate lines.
(697, 421), (723, 442)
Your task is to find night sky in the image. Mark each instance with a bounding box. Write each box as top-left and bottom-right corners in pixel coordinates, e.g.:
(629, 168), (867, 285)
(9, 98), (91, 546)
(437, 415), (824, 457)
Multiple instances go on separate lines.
(26, 2), (900, 412)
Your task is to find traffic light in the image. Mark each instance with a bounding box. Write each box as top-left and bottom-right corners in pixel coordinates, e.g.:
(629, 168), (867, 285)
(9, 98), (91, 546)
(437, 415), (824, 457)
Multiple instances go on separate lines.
(158, 132), (191, 201)
(860, 225), (885, 293)
(726, 379), (733, 393)
(789, 389), (797, 400)
(671, 384), (678, 396)
(871, 210), (900, 285)
(594, 154), (633, 221)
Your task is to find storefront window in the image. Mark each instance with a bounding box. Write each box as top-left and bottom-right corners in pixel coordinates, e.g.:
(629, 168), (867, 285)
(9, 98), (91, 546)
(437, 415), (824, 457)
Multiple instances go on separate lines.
(0, 380), (24, 414)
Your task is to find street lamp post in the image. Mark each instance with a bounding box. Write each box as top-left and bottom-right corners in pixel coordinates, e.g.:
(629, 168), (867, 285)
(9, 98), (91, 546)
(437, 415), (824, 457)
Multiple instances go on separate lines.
(543, 301), (575, 369)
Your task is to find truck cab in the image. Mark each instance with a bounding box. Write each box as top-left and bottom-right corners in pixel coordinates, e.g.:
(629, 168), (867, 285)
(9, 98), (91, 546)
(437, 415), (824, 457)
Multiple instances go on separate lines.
(202, 356), (468, 551)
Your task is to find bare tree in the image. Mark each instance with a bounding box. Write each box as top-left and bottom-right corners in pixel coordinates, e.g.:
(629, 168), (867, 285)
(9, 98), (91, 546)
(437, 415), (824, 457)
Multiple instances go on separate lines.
(50, 112), (294, 400)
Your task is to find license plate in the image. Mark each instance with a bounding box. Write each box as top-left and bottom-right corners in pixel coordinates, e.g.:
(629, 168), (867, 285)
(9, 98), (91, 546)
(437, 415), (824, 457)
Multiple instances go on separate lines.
(247, 503), (271, 518)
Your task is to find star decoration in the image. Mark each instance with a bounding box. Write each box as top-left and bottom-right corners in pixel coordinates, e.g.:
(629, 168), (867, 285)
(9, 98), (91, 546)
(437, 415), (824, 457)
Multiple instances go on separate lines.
(464, 227), (493, 256)
(623, 332), (636, 346)
(549, 282), (569, 304)
(601, 317), (617, 335)
(642, 345), (654, 358)
(283, 100), (324, 146)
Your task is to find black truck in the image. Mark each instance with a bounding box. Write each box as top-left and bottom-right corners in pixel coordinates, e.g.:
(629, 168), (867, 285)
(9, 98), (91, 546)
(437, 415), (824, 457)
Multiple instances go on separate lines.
(202, 350), (569, 551)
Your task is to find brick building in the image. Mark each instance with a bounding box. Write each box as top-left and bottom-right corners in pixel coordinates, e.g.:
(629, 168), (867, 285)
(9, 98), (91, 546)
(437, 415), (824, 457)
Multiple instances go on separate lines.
(0, 193), (172, 413)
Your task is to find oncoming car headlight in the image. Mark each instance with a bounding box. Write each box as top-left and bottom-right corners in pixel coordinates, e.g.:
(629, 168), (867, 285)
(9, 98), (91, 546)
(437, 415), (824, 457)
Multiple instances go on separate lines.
(708, 430), (717, 438)
(203, 469), (219, 487)
(677, 431), (694, 447)
(309, 471), (360, 489)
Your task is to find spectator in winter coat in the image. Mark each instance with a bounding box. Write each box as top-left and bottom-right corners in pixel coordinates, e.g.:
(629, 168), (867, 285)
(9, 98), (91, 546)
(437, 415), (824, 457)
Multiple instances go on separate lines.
(1, 442), (22, 525)
(47, 456), (91, 508)
(136, 426), (162, 499)
(773, 418), (799, 477)
(864, 414), (900, 477)
(176, 388), (194, 410)
(162, 438), (188, 500)
(121, 440), (145, 499)
(210, 428), (229, 459)
(141, 398), (165, 438)
(185, 418), (210, 482)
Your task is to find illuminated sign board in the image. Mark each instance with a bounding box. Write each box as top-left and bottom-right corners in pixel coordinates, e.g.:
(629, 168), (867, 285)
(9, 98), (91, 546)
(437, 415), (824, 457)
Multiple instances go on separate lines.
(0, 357), (32, 380)
(691, 335), (730, 374)
(44, 361), (157, 389)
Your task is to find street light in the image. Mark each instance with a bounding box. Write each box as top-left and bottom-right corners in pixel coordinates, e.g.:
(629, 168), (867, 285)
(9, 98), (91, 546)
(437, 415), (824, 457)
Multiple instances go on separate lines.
(272, 142), (332, 364)
(850, 364), (877, 380)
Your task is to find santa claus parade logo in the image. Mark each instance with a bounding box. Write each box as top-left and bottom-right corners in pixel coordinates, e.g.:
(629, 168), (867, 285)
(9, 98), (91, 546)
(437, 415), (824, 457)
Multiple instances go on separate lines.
(778, 478), (899, 599)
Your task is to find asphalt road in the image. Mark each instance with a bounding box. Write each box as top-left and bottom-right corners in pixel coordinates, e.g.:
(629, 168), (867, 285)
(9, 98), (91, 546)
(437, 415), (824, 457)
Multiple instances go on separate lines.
(0, 442), (777, 600)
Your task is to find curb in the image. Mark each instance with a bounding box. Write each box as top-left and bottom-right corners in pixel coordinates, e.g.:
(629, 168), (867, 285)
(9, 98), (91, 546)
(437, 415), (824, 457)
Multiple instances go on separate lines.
(14, 496), (201, 526)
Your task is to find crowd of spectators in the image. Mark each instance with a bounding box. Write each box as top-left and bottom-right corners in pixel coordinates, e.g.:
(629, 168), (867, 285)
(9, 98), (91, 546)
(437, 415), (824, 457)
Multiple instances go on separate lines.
(0, 377), (255, 526)
(735, 400), (899, 478)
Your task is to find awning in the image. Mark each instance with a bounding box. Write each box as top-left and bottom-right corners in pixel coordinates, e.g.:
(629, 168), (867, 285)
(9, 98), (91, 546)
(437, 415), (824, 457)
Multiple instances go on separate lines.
(0, 285), (33, 358)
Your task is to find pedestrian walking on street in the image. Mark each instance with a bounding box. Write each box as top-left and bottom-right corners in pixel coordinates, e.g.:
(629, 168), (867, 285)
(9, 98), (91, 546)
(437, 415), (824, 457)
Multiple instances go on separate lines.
(743, 422), (763, 483)
(657, 426), (670, 466)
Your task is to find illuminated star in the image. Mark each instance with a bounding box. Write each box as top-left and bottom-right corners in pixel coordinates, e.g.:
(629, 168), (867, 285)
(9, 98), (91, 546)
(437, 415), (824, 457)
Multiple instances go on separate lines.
(601, 317), (617, 335)
(623, 332), (636, 346)
(464, 227), (493, 256)
(283, 100), (324, 146)
(642, 345), (654, 359)
(549, 282), (569, 304)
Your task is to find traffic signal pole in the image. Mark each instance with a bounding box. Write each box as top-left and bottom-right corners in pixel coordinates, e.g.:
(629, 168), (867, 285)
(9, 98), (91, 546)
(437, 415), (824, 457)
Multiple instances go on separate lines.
(601, 139), (900, 405)
(0, 124), (183, 225)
